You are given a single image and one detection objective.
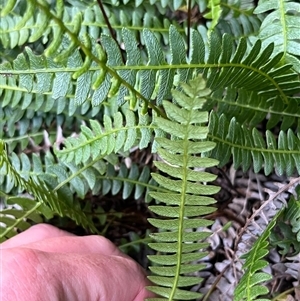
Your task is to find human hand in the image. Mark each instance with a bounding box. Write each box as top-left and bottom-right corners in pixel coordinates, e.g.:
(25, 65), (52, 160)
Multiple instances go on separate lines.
(0, 224), (154, 301)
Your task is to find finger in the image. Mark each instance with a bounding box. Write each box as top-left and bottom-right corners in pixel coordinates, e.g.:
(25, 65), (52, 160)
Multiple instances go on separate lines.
(9, 235), (128, 258)
(0, 224), (75, 249)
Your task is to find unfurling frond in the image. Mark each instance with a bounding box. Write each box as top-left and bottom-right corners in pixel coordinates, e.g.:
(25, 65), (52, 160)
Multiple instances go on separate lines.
(146, 75), (220, 300)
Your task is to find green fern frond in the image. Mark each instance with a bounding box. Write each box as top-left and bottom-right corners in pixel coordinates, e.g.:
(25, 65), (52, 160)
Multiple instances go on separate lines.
(2, 26), (299, 113)
(0, 147), (157, 202)
(0, 140), (99, 237)
(0, 97), (105, 153)
(0, 196), (53, 243)
(0, 1), (176, 50)
(55, 110), (153, 164)
(234, 210), (283, 301)
(218, 0), (262, 40)
(254, 0), (300, 72)
(208, 112), (300, 175)
(205, 88), (300, 130)
(98, 162), (158, 201)
(283, 193), (300, 242)
(147, 75), (220, 301)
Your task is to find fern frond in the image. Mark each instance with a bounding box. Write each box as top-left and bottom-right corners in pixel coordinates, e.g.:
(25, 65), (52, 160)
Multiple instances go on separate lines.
(218, 0), (262, 40)
(283, 194), (300, 242)
(147, 75), (220, 300)
(55, 110), (153, 164)
(205, 88), (300, 130)
(254, 0), (300, 72)
(0, 140), (99, 237)
(0, 148), (157, 202)
(234, 210), (282, 301)
(208, 112), (300, 176)
(99, 162), (158, 201)
(0, 1), (176, 50)
(2, 26), (299, 112)
(0, 196), (53, 243)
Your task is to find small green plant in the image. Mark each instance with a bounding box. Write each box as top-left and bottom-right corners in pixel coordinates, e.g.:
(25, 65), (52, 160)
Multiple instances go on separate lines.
(1, 0), (300, 300)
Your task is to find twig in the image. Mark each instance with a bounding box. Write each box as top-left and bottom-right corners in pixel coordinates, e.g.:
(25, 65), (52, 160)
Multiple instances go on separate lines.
(187, 0), (191, 56)
(96, 0), (126, 64)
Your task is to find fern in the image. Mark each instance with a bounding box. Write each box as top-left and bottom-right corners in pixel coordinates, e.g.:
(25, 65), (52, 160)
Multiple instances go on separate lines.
(0, 140), (99, 238)
(218, 0), (262, 40)
(2, 24), (300, 110)
(205, 89), (300, 131)
(233, 211), (282, 301)
(0, 0), (179, 50)
(146, 75), (220, 300)
(208, 112), (300, 176)
(283, 193), (300, 242)
(254, 0), (300, 72)
(1, 0), (300, 299)
(55, 110), (154, 164)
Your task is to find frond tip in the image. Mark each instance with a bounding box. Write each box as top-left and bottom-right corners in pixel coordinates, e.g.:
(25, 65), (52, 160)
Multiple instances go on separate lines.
(147, 75), (220, 300)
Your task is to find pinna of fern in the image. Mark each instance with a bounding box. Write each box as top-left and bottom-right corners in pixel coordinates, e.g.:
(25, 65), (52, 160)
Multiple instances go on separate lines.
(146, 75), (220, 300)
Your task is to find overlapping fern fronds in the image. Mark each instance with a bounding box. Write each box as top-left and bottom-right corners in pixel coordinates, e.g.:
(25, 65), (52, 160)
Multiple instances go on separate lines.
(0, 140), (99, 238)
(0, 148), (157, 202)
(0, 0), (175, 50)
(205, 89), (300, 130)
(146, 75), (220, 300)
(1, 14), (300, 111)
(218, 0), (262, 40)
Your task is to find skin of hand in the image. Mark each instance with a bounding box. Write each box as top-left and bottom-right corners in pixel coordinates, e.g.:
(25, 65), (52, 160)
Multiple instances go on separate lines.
(0, 224), (155, 301)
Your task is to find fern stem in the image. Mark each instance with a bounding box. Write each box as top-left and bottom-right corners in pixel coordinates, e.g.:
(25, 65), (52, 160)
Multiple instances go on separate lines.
(271, 287), (297, 301)
(95, 0), (125, 64)
(119, 237), (152, 251)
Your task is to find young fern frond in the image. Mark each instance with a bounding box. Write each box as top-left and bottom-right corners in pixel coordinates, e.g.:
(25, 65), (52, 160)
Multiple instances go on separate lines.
(204, 0), (222, 33)
(234, 211), (283, 301)
(254, 0), (300, 72)
(55, 110), (154, 164)
(147, 75), (220, 300)
(0, 140), (99, 235)
(208, 112), (300, 175)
